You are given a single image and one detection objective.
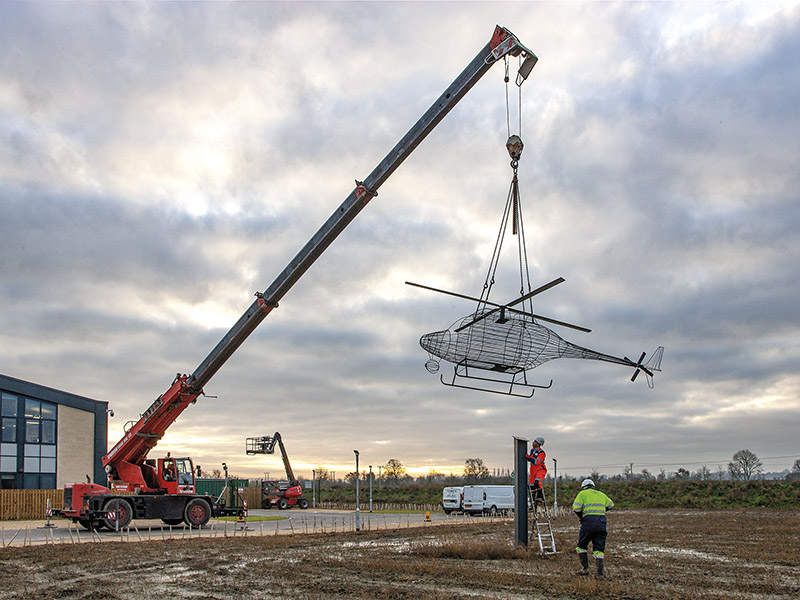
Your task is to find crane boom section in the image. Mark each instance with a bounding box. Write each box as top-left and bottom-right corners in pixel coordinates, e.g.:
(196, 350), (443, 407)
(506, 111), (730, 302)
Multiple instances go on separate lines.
(188, 26), (536, 393)
(104, 374), (197, 470)
(103, 25), (537, 477)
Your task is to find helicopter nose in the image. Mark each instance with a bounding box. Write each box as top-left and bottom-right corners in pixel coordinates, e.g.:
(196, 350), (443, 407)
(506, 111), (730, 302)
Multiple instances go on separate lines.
(420, 330), (450, 357)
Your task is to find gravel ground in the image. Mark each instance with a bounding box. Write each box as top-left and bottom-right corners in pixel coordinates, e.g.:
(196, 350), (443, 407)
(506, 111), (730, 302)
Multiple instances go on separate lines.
(0, 508), (798, 599)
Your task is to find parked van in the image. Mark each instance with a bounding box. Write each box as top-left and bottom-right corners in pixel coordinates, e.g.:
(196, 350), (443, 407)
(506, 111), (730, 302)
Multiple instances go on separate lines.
(462, 484), (514, 515)
(441, 486), (464, 514)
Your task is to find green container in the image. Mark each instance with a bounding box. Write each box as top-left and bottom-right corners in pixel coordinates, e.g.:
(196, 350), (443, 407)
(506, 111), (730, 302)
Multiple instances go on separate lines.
(196, 478), (249, 509)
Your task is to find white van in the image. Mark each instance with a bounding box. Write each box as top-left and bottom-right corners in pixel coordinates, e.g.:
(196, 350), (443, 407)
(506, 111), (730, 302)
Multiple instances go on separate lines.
(441, 486), (464, 514)
(462, 484), (514, 515)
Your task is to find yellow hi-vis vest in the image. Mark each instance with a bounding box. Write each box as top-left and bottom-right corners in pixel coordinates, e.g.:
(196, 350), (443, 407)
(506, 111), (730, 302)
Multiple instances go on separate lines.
(572, 488), (614, 517)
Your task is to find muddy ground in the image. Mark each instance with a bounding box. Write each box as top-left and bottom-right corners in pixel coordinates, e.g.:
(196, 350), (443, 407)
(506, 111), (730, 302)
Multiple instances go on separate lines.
(0, 508), (798, 599)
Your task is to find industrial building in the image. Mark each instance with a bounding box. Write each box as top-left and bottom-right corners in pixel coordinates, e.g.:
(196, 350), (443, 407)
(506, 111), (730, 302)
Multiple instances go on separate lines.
(0, 373), (108, 489)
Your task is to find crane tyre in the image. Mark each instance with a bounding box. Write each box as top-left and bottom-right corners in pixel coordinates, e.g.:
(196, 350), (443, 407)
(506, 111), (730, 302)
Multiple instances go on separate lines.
(277, 498), (289, 510)
(162, 518), (183, 526)
(184, 498), (211, 527)
(261, 499), (272, 509)
(298, 498), (309, 509)
(102, 498), (133, 530)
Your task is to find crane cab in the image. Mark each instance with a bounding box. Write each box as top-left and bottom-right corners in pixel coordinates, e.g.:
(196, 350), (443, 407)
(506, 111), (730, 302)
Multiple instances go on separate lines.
(147, 456), (196, 495)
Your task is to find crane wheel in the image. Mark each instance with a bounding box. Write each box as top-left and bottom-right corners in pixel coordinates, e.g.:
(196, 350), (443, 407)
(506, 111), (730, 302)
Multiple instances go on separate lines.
(184, 498), (211, 527)
(102, 498), (133, 530)
(277, 498), (289, 510)
(298, 498), (309, 509)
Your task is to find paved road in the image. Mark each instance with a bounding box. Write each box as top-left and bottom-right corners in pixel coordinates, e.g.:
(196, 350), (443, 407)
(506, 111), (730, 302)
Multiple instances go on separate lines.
(1, 509), (487, 546)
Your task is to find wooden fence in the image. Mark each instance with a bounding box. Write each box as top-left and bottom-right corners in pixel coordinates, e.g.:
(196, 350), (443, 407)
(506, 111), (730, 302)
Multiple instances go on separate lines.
(0, 489), (574, 521)
(0, 489), (63, 521)
(0, 487), (259, 521)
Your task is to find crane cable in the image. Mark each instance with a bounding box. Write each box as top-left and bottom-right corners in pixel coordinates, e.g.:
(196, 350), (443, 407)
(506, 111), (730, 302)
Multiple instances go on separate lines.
(478, 59), (533, 317)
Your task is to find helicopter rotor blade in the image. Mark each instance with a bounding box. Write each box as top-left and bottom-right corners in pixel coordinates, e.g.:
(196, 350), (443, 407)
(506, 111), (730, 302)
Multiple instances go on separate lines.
(526, 312), (592, 333)
(408, 277), (581, 334)
(454, 305), (591, 334)
(404, 281), (489, 305)
(498, 304), (591, 332)
(454, 306), (502, 332)
(506, 277), (566, 308)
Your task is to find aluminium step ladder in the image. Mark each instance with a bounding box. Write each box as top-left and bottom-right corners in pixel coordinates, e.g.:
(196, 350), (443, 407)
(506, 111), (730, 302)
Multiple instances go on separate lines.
(528, 484), (557, 554)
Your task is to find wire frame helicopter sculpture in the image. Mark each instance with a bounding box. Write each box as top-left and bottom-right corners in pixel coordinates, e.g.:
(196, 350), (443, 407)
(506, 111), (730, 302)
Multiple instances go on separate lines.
(407, 135), (663, 398)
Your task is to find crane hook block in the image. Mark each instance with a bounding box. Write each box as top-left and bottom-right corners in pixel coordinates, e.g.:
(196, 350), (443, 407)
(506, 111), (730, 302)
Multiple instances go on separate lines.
(506, 135), (524, 162)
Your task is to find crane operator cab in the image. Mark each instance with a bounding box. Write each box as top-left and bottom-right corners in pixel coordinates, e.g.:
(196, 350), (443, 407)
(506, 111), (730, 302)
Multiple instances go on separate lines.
(158, 455), (196, 495)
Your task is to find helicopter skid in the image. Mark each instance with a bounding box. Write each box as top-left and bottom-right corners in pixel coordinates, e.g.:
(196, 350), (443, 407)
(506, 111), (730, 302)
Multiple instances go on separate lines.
(440, 364), (552, 398)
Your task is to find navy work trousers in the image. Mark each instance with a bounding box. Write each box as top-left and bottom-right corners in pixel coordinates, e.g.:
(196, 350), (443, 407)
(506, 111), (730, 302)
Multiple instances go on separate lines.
(577, 515), (607, 556)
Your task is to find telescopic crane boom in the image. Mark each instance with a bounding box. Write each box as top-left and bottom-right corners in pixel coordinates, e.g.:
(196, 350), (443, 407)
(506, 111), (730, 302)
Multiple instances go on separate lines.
(60, 25), (538, 529)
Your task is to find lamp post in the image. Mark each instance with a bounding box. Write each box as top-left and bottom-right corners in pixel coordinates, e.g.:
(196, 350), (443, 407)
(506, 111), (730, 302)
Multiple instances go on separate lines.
(354, 450), (360, 531)
(552, 458), (558, 517)
(369, 465), (373, 512)
(312, 469), (316, 509)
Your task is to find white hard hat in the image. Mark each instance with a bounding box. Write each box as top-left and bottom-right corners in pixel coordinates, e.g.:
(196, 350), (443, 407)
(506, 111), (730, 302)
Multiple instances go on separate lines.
(534, 437), (545, 446)
(581, 478), (595, 489)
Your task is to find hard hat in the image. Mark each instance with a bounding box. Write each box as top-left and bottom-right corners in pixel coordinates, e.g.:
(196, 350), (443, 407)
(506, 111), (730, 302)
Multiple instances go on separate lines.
(581, 478), (595, 489)
(534, 437), (545, 446)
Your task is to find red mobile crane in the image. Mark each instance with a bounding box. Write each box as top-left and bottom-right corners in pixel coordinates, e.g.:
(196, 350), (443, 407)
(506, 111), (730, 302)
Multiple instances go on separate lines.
(55, 26), (537, 530)
(246, 433), (308, 509)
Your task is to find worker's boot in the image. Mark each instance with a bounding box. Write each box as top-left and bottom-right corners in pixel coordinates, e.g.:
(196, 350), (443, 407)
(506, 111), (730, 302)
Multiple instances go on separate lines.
(577, 552), (589, 576)
(595, 557), (605, 578)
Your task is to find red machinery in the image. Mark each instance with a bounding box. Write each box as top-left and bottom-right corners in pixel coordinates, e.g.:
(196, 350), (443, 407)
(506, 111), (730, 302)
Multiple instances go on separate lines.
(55, 25), (537, 530)
(246, 433), (309, 509)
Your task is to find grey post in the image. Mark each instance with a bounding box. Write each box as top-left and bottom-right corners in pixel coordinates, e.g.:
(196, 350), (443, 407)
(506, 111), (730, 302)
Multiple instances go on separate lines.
(553, 458), (558, 517)
(514, 436), (528, 547)
(354, 450), (360, 531)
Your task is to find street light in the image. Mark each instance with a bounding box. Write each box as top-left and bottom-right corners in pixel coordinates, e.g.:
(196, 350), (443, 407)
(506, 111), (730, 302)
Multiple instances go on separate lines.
(354, 450), (360, 531)
(312, 469), (316, 509)
(552, 458), (558, 517)
(369, 465), (373, 513)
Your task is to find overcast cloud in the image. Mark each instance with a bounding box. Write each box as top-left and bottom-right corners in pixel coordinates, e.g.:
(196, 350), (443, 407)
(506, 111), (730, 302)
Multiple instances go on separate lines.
(2, 1), (799, 480)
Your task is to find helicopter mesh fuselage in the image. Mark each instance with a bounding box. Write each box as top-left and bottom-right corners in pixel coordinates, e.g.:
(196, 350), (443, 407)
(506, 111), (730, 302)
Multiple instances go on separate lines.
(420, 310), (625, 373)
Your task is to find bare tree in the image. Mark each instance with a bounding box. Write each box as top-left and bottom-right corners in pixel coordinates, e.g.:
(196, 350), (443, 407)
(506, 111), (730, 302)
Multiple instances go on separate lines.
(383, 458), (406, 481)
(728, 449), (763, 481)
(792, 459), (800, 474)
(674, 468), (691, 480)
(463, 458), (489, 482)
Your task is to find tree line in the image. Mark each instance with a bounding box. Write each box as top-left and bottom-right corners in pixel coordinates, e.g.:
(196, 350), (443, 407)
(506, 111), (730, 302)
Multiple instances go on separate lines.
(308, 450), (800, 486)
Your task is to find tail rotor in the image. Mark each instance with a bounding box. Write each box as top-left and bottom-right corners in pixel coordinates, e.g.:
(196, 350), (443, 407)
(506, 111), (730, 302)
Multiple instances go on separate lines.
(625, 347), (664, 388)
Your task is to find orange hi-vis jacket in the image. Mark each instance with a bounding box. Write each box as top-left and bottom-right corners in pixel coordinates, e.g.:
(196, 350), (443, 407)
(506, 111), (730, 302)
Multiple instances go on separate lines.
(526, 447), (547, 485)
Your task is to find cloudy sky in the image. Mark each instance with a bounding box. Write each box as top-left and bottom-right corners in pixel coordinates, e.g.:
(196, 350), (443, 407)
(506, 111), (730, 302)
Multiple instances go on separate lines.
(2, 1), (799, 481)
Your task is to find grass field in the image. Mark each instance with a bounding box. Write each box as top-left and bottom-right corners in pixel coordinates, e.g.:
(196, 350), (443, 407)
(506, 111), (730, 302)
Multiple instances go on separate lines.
(0, 508), (798, 599)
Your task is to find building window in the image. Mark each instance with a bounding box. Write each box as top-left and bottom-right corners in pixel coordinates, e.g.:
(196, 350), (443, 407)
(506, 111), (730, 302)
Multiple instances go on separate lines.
(12, 397), (57, 489)
(1, 392), (17, 443)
